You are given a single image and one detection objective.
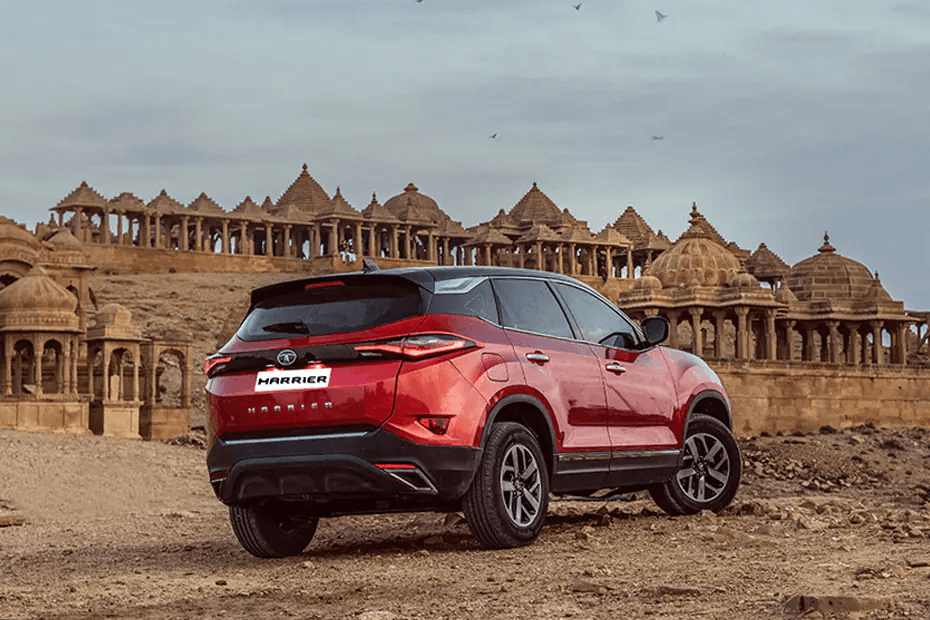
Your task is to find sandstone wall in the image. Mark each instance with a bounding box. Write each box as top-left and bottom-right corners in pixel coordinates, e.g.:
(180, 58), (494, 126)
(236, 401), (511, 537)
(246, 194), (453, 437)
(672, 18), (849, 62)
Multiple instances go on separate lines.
(712, 361), (930, 438)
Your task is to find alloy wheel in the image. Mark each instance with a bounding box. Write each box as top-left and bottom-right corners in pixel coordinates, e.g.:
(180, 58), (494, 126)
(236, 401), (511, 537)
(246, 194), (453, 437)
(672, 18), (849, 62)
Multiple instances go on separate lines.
(675, 432), (731, 503)
(499, 443), (543, 526)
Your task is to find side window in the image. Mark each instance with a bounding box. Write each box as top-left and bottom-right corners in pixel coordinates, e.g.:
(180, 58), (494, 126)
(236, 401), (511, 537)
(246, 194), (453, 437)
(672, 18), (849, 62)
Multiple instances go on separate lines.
(553, 283), (639, 349)
(428, 278), (499, 323)
(491, 279), (574, 340)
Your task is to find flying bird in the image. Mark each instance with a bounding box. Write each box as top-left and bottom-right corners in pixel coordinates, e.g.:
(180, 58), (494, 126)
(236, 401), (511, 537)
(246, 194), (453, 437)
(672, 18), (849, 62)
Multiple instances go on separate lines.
(655, 10), (667, 22)
(489, 133), (498, 139)
(572, 3), (583, 10)
(652, 135), (664, 141)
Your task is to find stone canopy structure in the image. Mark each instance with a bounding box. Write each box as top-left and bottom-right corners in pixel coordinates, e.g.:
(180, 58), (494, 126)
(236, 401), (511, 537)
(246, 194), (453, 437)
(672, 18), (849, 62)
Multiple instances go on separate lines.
(1, 162), (928, 438)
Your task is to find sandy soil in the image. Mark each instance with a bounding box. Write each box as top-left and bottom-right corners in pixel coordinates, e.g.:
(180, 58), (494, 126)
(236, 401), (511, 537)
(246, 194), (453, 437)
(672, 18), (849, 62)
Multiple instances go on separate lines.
(2, 424), (930, 620)
(2, 272), (929, 619)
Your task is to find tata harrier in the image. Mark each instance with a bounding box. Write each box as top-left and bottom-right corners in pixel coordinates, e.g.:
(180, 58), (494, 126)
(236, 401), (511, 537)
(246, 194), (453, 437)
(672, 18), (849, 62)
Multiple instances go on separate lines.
(205, 264), (741, 557)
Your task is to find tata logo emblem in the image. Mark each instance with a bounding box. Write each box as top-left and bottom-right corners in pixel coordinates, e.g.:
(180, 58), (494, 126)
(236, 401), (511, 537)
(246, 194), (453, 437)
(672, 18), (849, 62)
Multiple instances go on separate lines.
(276, 349), (298, 367)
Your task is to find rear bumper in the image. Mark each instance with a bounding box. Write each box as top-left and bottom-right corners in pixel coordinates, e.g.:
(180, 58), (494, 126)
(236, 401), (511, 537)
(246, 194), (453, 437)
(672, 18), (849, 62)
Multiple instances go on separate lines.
(207, 428), (480, 516)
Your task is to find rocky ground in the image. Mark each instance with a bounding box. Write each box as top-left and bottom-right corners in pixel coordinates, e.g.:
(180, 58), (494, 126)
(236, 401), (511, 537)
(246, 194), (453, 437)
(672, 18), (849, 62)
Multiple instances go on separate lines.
(2, 424), (930, 620)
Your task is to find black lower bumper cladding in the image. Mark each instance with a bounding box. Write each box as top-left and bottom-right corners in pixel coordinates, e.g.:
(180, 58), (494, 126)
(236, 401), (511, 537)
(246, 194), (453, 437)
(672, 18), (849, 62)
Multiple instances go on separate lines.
(207, 428), (480, 516)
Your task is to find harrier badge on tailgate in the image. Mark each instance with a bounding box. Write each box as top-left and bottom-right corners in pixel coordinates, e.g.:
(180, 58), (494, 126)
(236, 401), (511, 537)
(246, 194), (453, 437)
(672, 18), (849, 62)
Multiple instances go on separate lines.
(255, 368), (331, 392)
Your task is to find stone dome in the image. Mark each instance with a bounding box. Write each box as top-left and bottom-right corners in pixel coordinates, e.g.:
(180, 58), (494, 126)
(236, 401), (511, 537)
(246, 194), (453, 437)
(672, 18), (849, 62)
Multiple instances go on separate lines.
(383, 183), (443, 223)
(785, 233), (876, 302)
(87, 303), (137, 340)
(726, 271), (760, 289)
(647, 207), (741, 288)
(95, 304), (132, 328)
(0, 266), (80, 332)
(0, 217), (39, 247)
(634, 275), (663, 291)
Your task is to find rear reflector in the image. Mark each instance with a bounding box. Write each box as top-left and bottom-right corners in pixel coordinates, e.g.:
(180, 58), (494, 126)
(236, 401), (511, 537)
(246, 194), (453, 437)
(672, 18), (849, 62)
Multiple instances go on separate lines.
(417, 416), (451, 435)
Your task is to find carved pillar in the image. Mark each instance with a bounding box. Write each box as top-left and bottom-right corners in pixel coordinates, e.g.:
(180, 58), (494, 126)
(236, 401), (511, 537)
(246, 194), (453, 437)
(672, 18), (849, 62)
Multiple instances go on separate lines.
(626, 247), (634, 279)
(783, 320), (797, 361)
(71, 337), (78, 395)
(848, 323), (861, 365)
(825, 321), (840, 364)
(484, 244), (492, 266)
(557, 245), (564, 274)
(154, 214), (162, 249)
(101, 208), (111, 244)
(568, 244), (576, 275)
(896, 323), (908, 365)
(3, 336), (12, 396)
(282, 225), (291, 258)
(33, 336), (44, 395)
(605, 247), (612, 279)
(324, 221), (335, 256)
(221, 221), (230, 254)
(712, 311), (726, 358)
(179, 216), (189, 251)
(390, 225), (398, 259)
(74, 208), (84, 243)
(735, 307), (749, 360)
(354, 222), (363, 259)
(765, 309), (777, 361)
(667, 314), (679, 350)
(689, 307), (703, 358)
(871, 320), (884, 364)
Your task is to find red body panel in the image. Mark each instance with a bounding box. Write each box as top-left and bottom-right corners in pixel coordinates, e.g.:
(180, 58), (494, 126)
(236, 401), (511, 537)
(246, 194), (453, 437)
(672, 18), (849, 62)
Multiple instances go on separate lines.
(504, 330), (609, 453)
(590, 344), (678, 451)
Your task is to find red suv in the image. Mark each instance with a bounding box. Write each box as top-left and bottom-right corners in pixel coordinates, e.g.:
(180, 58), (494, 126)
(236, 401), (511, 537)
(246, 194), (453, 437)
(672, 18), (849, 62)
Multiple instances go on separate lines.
(205, 265), (740, 557)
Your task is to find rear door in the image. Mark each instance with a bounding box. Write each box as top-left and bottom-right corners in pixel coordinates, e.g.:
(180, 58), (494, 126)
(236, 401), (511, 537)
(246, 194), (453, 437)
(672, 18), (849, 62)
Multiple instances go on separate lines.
(206, 276), (425, 438)
(490, 277), (609, 477)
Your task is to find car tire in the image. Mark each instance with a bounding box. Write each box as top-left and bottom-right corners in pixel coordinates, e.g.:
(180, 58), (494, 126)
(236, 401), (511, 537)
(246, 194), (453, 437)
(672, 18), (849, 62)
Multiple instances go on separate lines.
(463, 422), (549, 549)
(229, 501), (319, 558)
(648, 414), (741, 515)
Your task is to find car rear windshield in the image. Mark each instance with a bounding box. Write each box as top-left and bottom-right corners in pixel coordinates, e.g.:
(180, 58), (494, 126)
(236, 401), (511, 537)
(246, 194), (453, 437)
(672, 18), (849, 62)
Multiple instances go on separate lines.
(236, 276), (424, 341)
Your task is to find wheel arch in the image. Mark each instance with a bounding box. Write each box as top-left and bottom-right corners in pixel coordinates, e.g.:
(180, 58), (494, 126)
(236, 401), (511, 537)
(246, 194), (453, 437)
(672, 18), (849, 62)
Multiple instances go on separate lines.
(685, 389), (732, 430)
(481, 394), (557, 482)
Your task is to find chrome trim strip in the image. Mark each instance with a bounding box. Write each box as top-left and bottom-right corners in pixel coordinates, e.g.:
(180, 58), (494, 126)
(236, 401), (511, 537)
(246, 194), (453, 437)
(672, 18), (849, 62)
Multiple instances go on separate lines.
(558, 452), (612, 462)
(558, 449), (680, 461)
(222, 431), (369, 446)
(611, 449), (680, 459)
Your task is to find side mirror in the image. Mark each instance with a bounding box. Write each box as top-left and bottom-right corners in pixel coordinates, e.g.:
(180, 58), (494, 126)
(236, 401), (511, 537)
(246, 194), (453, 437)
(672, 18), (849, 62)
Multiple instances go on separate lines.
(641, 315), (669, 346)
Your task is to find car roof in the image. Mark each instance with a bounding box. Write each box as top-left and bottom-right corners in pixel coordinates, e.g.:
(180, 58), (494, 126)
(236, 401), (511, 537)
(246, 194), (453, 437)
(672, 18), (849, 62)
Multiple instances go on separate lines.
(249, 265), (591, 304)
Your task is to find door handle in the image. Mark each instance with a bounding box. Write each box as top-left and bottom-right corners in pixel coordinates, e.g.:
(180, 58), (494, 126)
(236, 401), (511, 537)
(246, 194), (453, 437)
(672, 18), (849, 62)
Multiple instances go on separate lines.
(525, 352), (550, 363)
(605, 363), (626, 374)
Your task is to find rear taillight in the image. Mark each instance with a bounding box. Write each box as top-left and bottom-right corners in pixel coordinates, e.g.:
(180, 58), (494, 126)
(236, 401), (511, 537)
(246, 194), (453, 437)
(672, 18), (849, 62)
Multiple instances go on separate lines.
(354, 334), (475, 360)
(204, 355), (232, 377)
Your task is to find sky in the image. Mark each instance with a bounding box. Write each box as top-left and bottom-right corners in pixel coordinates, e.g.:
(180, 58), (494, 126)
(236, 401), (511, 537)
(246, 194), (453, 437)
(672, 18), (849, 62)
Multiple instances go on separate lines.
(1, 0), (928, 309)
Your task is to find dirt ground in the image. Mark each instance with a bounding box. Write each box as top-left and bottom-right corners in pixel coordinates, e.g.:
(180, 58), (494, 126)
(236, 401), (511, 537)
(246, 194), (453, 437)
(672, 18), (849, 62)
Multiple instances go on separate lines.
(3, 424), (930, 620)
(3, 273), (930, 619)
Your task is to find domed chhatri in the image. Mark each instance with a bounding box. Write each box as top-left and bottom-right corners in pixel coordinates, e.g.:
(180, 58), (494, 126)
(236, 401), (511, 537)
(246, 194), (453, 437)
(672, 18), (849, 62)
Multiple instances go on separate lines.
(785, 232), (877, 302)
(647, 205), (741, 288)
(383, 182), (444, 223)
(0, 266), (78, 315)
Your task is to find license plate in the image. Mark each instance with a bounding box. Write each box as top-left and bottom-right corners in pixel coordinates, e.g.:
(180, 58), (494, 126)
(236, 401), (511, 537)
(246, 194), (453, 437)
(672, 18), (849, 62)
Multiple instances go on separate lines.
(254, 368), (332, 392)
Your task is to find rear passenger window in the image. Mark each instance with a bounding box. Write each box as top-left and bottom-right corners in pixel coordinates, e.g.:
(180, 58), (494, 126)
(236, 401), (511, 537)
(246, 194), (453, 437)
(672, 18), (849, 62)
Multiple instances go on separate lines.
(492, 279), (574, 340)
(428, 278), (499, 323)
